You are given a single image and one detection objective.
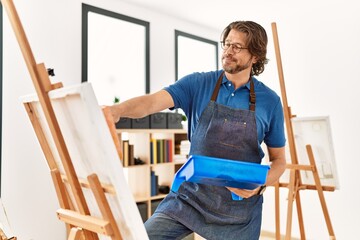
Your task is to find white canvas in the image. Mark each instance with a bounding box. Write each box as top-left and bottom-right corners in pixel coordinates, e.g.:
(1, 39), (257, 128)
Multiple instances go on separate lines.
(21, 82), (149, 240)
(280, 116), (340, 189)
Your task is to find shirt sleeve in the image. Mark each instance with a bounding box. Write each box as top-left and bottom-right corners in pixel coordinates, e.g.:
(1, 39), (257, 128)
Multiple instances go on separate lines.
(264, 99), (286, 148)
(163, 74), (196, 115)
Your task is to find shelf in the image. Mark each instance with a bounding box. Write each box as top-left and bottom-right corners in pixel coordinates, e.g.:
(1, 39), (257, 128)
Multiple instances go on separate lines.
(150, 162), (173, 167)
(134, 196), (150, 203)
(117, 127), (188, 220)
(150, 194), (168, 200)
(124, 164), (148, 169)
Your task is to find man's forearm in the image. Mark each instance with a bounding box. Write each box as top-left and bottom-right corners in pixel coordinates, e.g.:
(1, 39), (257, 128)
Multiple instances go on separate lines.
(265, 146), (286, 186)
(109, 90), (175, 123)
(113, 95), (154, 119)
(266, 158), (286, 186)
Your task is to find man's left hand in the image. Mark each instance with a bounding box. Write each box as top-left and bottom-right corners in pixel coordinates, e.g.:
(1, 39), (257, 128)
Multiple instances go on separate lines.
(226, 186), (260, 199)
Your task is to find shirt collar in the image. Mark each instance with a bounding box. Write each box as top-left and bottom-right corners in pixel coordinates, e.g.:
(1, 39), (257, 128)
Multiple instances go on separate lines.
(222, 73), (257, 90)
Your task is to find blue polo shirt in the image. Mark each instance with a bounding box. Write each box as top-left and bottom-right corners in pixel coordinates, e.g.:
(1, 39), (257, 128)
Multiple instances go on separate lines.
(164, 70), (286, 159)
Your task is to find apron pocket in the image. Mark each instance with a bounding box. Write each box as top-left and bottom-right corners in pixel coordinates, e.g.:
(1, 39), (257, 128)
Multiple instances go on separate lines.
(179, 183), (262, 225)
(207, 112), (249, 149)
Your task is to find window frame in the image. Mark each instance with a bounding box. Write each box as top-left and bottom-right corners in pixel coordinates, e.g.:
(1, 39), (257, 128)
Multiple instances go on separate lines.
(175, 30), (219, 80)
(81, 4), (150, 98)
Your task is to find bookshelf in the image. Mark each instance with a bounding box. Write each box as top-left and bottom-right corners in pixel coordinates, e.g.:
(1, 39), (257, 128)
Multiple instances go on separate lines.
(117, 128), (188, 220)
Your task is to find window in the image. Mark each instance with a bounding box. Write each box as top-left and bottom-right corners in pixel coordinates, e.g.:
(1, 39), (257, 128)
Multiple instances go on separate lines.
(82, 4), (150, 105)
(175, 30), (218, 80)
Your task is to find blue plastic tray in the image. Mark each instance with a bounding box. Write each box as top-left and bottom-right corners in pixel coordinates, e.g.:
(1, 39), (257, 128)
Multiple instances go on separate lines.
(171, 155), (270, 200)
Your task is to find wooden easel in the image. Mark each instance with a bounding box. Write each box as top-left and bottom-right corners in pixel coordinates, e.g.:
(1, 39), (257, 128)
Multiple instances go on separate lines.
(271, 22), (336, 240)
(2, 0), (126, 239)
(0, 229), (16, 240)
(0, 199), (17, 240)
(0, 230), (16, 240)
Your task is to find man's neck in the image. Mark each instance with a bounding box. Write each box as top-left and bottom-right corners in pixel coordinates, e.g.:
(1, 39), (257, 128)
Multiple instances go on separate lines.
(224, 71), (251, 90)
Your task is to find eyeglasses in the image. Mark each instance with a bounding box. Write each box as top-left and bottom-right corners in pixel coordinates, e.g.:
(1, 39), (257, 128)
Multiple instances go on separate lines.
(220, 41), (248, 53)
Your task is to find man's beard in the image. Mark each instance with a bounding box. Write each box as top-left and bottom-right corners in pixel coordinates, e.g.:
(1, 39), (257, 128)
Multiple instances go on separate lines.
(222, 56), (252, 74)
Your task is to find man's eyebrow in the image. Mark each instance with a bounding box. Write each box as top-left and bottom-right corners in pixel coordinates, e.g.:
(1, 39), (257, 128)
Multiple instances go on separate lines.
(225, 41), (244, 46)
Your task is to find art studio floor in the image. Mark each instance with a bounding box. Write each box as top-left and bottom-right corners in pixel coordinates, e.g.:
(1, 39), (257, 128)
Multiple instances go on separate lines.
(182, 231), (300, 240)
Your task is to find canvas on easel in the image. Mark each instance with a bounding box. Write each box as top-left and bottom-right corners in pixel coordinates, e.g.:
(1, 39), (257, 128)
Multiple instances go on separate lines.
(280, 116), (340, 189)
(291, 116), (339, 189)
(21, 83), (149, 239)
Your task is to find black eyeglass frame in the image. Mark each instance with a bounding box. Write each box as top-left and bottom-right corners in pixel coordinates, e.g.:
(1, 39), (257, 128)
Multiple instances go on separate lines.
(220, 41), (248, 53)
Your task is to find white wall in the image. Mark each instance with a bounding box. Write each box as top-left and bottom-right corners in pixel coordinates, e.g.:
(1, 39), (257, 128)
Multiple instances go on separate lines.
(2, 0), (359, 239)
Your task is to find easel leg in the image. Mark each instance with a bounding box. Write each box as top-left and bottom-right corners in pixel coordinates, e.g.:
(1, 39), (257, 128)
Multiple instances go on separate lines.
(295, 196), (306, 240)
(306, 145), (336, 239)
(68, 227), (85, 240)
(275, 181), (281, 240)
(285, 169), (296, 240)
(294, 174), (306, 240)
(88, 174), (123, 240)
(51, 169), (74, 235)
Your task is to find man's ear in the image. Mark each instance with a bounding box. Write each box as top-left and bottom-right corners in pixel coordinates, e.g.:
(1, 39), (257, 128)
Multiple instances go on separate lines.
(252, 56), (258, 64)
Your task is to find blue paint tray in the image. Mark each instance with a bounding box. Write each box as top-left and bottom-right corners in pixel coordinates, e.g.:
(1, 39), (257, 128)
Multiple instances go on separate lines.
(171, 155), (270, 200)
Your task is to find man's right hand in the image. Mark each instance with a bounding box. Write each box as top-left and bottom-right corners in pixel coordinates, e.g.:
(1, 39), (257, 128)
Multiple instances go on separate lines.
(107, 105), (121, 123)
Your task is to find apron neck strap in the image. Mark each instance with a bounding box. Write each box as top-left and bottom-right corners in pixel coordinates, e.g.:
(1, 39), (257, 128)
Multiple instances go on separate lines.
(249, 79), (256, 111)
(210, 72), (224, 102)
(211, 72), (256, 111)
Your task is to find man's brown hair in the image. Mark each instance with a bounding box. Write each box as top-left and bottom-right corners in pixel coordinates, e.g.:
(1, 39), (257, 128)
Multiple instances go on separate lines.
(221, 21), (269, 76)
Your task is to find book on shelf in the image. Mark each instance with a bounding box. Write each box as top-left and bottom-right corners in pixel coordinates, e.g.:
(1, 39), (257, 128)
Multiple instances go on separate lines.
(150, 138), (157, 164)
(122, 140), (135, 167)
(150, 139), (173, 164)
(174, 154), (188, 164)
(157, 139), (162, 163)
(168, 139), (173, 162)
(172, 139), (190, 164)
(163, 139), (173, 163)
(150, 171), (159, 196)
(129, 144), (135, 166)
(180, 140), (191, 156)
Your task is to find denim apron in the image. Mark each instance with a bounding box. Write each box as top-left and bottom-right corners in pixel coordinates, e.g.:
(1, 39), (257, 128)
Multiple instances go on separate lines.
(156, 72), (263, 240)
